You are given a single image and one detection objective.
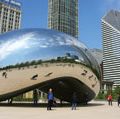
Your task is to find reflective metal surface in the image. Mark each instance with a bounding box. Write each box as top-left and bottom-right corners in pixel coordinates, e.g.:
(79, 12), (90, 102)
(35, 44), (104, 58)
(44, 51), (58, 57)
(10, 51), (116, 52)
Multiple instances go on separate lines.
(0, 28), (100, 102)
(0, 29), (100, 76)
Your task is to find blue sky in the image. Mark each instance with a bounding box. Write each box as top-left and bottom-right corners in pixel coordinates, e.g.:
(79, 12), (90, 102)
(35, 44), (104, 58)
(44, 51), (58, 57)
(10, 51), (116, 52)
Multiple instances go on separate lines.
(19, 0), (120, 49)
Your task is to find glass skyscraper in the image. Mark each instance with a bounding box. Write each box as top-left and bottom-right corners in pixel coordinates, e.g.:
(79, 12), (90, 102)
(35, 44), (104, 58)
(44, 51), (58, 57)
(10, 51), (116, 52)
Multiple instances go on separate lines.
(102, 10), (120, 87)
(48, 0), (78, 38)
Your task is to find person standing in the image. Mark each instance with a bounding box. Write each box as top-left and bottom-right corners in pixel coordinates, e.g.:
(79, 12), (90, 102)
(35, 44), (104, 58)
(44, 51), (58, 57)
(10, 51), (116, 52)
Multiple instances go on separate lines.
(84, 93), (88, 105)
(71, 92), (77, 110)
(8, 97), (13, 104)
(33, 89), (38, 105)
(117, 94), (120, 107)
(47, 88), (54, 110)
(107, 94), (112, 106)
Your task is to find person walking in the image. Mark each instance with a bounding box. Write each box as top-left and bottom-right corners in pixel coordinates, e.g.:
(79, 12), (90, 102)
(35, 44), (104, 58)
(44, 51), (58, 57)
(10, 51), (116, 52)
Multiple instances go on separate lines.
(107, 94), (112, 106)
(117, 94), (120, 107)
(47, 88), (54, 110)
(71, 92), (77, 110)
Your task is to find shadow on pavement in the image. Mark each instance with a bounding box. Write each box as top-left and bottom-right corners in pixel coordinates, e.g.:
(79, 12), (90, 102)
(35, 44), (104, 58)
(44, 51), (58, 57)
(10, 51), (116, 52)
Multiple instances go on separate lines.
(82, 103), (105, 107)
(0, 102), (105, 108)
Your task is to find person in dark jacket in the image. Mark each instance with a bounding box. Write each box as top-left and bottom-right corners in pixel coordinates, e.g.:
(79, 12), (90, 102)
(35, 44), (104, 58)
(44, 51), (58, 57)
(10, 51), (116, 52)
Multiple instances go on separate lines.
(71, 92), (77, 110)
(47, 88), (54, 110)
(117, 94), (120, 107)
(33, 89), (38, 105)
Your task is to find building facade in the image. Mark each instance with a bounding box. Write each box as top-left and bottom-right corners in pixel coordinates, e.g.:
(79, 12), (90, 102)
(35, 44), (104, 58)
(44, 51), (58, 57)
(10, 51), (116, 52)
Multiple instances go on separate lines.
(0, 0), (21, 34)
(48, 0), (78, 38)
(102, 10), (120, 87)
(101, 80), (114, 94)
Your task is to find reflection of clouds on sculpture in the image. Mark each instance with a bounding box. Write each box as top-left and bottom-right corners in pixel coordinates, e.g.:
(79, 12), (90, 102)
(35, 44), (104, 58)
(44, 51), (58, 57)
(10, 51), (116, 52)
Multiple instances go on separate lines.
(37, 34), (73, 48)
(0, 29), (100, 103)
(0, 28), (100, 77)
(0, 29), (87, 62)
(0, 33), (35, 60)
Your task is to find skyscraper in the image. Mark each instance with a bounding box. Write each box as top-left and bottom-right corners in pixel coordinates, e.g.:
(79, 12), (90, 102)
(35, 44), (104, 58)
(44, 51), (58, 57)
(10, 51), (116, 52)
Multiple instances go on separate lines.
(0, 0), (21, 34)
(102, 10), (120, 87)
(48, 0), (78, 38)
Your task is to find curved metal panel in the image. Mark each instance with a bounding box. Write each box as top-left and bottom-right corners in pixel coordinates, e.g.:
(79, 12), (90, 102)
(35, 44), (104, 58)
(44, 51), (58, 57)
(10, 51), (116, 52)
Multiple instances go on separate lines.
(0, 28), (100, 102)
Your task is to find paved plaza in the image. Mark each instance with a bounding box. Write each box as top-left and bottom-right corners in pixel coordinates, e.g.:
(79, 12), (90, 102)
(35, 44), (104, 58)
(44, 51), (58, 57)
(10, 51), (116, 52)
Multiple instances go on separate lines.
(0, 101), (120, 119)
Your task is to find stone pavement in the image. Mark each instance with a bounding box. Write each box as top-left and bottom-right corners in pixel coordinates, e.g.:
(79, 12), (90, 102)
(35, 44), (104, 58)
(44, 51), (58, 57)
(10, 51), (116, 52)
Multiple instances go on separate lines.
(0, 101), (120, 119)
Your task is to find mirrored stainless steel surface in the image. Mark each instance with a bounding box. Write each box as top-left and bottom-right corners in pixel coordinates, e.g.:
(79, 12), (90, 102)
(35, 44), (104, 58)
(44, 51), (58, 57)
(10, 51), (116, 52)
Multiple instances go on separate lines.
(0, 29), (100, 102)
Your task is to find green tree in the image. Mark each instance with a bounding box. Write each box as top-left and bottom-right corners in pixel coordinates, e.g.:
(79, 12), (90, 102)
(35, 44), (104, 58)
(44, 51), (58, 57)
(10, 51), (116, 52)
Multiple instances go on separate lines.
(114, 86), (120, 94)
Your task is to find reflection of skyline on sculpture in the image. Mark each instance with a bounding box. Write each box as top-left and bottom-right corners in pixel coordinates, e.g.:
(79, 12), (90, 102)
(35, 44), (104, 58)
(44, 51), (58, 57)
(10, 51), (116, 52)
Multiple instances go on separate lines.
(0, 29), (100, 102)
(0, 29), (85, 66)
(0, 29), (100, 78)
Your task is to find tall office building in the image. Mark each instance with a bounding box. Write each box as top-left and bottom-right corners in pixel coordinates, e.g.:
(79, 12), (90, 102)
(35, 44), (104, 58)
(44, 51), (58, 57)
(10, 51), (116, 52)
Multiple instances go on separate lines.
(102, 10), (120, 87)
(0, 0), (21, 34)
(48, 0), (78, 38)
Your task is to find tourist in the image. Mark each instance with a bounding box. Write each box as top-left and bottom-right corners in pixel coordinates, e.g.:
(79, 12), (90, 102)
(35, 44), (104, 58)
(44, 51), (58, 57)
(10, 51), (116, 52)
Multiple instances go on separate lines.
(8, 97), (13, 104)
(107, 94), (112, 106)
(47, 88), (54, 110)
(71, 92), (77, 110)
(33, 89), (38, 105)
(84, 93), (89, 105)
(117, 94), (120, 107)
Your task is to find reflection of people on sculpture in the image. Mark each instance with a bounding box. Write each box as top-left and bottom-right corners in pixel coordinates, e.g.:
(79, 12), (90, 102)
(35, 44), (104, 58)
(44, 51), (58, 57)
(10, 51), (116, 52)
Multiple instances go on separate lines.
(84, 70), (87, 73)
(33, 89), (38, 105)
(89, 75), (93, 79)
(81, 69), (88, 76)
(2, 72), (7, 78)
(45, 72), (53, 77)
(92, 81), (97, 87)
(81, 73), (86, 76)
(31, 74), (38, 80)
(47, 88), (54, 110)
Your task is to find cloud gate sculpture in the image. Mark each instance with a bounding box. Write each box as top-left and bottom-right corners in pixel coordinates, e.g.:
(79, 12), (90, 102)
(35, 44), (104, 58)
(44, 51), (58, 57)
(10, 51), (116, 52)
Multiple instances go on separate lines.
(0, 29), (100, 103)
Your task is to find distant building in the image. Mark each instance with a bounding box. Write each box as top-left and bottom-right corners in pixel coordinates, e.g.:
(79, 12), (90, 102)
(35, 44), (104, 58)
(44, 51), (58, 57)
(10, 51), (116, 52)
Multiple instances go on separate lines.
(90, 49), (103, 65)
(102, 10), (120, 87)
(48, 0), (78, 38)
(0, 0), (21, 34)
(101, 80), (114, 94)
